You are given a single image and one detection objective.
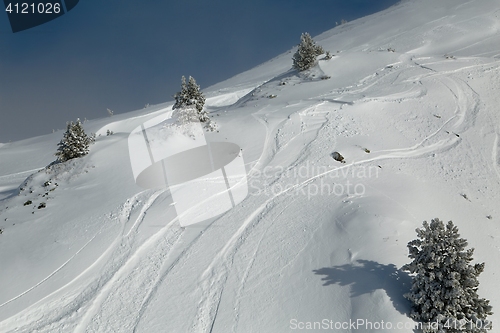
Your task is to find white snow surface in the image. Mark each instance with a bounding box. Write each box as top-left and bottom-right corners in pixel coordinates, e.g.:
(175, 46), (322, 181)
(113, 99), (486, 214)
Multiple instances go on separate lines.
(1, 0), (500, 332)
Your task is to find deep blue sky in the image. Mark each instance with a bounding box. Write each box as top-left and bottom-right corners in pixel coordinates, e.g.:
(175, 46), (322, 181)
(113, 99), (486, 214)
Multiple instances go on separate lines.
(0, 0), (399, 142)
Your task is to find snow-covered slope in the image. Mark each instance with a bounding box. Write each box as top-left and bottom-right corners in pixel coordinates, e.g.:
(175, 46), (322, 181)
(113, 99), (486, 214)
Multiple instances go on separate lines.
(1, 0), (500, 332)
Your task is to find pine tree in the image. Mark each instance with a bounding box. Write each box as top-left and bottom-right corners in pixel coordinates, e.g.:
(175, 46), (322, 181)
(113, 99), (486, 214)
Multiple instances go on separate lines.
(173, 76), (206, 114)
(403, 218), (493, 332)
(55, 118), (95, 162)
(292, 32), (325, 71)
(172, 76), (216, 131)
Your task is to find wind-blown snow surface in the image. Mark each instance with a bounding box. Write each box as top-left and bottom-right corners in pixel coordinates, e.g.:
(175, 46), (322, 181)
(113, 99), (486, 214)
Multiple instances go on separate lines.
(1, 0), (500, 331)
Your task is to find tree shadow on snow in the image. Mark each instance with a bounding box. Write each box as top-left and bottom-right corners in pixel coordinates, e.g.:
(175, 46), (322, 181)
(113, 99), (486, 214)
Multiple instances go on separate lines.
(313, 260), (412, 315)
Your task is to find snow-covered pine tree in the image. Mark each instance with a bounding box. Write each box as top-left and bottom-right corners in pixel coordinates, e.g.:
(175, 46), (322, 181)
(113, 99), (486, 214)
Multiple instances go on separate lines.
(292, 32), (325, 71)
(172, 76), (216, 131)
(173, 76), (205, 115)
(403, 218), (493, 333)
(55, 118), (95, 162)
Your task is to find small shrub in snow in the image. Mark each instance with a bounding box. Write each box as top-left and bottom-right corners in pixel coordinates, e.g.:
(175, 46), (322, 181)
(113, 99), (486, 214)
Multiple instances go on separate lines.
(106, 129), (114, 136)
(55, 118), (95, 163)
(315, 44), (325, 56)
(403, 218), (493, 332)
(23, 200), (32, 206)
(172, 76), (216, 131)
(292, 32), (325, 71)
(336, 19), (348, 26)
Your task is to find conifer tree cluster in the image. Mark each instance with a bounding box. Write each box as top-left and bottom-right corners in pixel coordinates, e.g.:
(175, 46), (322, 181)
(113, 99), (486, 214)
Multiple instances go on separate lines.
(403, 218), (492, 332)
(292, 32), (325, 71)
(55, 119), (95, 162)
(173, 76), (205, 115)
(172, 76), (216, 131)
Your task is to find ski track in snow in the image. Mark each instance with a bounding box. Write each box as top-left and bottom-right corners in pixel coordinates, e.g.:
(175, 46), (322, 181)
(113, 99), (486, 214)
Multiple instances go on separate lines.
(493, 130), (500, 181)
(0, 190), (184, 332)
(76, 223), (183, 333)
(76, 188), (214, 333)
(191, 198), (280, 333)
(370, 73), (478, 160)
(0, 233), (99, 309)
(0, 168), (42, 180)
(74, 190), (176, 333)
(191, 103), (333, 333)
(229, 198), (302, 333)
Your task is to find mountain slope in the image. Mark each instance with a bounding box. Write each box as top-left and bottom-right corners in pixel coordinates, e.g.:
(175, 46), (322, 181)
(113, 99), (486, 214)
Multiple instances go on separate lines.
(1, 0), (500, 332)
